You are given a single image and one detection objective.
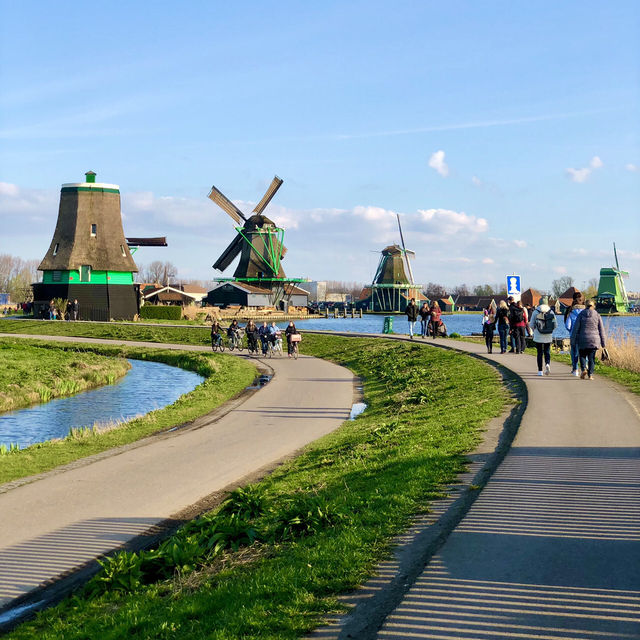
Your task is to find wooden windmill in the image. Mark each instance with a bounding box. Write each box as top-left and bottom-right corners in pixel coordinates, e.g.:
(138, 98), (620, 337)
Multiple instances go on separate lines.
(205, 177), (309, 309)
(209, 176), (287, 280)
(361, 214), (423, 312)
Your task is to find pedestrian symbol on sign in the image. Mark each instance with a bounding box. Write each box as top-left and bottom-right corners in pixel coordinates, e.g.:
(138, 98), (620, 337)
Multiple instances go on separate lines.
(507, 275), (521, 296)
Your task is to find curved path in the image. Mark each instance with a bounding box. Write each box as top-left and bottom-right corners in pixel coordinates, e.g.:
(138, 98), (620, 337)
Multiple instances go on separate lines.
(0, 335), (356, 617)
(309, 333), (640, 640)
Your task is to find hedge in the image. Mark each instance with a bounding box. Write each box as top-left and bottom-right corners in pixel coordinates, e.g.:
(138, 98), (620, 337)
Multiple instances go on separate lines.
(139, 305), (182, 320)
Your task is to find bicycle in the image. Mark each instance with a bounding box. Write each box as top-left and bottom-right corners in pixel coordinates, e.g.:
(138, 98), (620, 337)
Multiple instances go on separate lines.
(228, 330), (244, 352)
(211, 333), (225, 352)
(247, 336), (260, 356)
(288, 334), (301, 359)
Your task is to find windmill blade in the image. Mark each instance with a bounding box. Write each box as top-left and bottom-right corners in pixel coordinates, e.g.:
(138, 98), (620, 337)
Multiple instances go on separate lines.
(208, 186), (247, 225)
(213, 234), (243, 272)
(396, 214), (415, 284)
(253, 176), (283, 215)
(280, 245), (287, 258)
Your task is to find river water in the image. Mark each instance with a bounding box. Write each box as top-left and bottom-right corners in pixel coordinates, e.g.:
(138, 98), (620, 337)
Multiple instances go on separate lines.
(0, 360), (204, 449)
(281, 313), (640, 340)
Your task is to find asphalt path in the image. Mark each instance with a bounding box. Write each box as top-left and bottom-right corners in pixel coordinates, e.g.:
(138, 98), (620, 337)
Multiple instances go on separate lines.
(309, 334), (640, 640)
(0, 334), (356, 616)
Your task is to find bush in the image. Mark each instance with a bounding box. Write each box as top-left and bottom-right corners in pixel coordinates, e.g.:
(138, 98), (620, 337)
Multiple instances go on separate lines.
(139, 305), (182, 321)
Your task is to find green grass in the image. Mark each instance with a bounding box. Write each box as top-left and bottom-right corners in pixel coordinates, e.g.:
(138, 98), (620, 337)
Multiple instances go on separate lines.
(0, 339), (130, 413)
(0, 341), (256, 485)
(0, 318), (212, 345)
(7, 334), (509, 640)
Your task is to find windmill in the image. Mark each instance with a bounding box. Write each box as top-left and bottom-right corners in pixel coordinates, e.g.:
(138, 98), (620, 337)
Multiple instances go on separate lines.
(208, 176), (287, 280)
(360, 213), (423, 312)
(595, 242), (630, 314)
(205, 177), (308, 309)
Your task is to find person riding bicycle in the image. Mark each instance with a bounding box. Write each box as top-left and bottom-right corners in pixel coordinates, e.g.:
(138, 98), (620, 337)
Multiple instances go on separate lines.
(245, 320), (259, 353)
(258, 321), (270, 355)
(285, 321), (299, 358)
(210, 320), (223, 346)
(227, 319), (240, 341)
(269, 322), (281, 351)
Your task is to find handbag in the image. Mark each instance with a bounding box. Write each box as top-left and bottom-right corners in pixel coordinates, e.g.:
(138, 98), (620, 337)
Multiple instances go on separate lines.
(600, 347), (610, 362)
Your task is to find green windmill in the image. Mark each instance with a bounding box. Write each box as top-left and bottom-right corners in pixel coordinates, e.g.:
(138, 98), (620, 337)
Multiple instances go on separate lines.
(596, 243), (630, 315)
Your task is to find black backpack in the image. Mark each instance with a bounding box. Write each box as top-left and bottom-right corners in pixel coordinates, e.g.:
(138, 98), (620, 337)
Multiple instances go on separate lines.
(535, 309), (556, 334)
(510, 305), (524, 323)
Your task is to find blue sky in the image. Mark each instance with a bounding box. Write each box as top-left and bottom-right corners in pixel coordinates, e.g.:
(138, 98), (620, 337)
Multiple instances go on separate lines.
(1, 1), (639, 292)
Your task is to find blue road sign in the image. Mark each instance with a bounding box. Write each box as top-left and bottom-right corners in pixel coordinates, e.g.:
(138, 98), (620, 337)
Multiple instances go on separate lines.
(506, 275), (521, 297)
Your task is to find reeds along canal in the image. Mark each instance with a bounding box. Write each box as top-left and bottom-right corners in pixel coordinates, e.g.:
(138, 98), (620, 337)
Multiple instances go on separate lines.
(0, 360), (204, 450)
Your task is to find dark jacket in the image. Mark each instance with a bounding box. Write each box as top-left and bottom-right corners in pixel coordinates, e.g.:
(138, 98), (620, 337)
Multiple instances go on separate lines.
(572, 308), (606, 349)
(419, 305), (430, 321)
(405, 302), (418, 322)
(285, 324), (298, 342)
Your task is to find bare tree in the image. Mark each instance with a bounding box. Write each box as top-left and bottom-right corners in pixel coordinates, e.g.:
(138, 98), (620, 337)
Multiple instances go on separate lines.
(473, 284), (495, 296)
(451, 283), (470, 297)
(325, 280), (365, 300)
(423, 282), (447, 300)
(138, 261), (178, 286)
(0, 255), (40, 301)
(583, 277), (599, 300)
(551, 276), (574, 298)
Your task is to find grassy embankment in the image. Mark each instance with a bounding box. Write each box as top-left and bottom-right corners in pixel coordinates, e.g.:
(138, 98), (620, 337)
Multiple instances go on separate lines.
(6, 332), (509, 640)
(0, 340), (130, 413)
(0, 339), (256, 485)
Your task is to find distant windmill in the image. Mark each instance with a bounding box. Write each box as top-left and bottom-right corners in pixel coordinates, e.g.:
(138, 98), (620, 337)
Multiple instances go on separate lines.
(208, 176), (287, 280)
(360, 213), (423, 312)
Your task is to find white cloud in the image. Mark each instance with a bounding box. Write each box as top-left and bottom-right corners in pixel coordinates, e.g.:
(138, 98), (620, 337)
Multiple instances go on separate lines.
(626, 163), (638, 172)
(482, 257), (494, 264)
(514, 239), (527, 248)
(471, 175), (482, 186)
(428, 150), (449, 177)
(418, 208), (488, 235)
(0, 182), (19, 197)
(566, 167), (592, 183)
(566, 155), (603, 183)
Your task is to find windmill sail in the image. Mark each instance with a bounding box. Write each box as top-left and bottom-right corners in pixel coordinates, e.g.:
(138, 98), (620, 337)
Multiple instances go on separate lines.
(253, 176), (283, 214)
(208, 186), (246, 225)
(396, 214), (415, 285)
(213, 234), (244, 272)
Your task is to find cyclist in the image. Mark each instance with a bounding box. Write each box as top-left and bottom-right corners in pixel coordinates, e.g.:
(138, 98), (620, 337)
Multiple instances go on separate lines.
(227, 319), (240, 342)
(210, 320), (223, 349)
(258, 321), (270, 355)
(285, 320), (300, 358)
(245, 320), (259, 353)
(269, 322), (281, 354)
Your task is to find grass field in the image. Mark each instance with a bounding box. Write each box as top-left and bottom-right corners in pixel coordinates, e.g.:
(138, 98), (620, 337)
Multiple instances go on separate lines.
(6, 334), (509, 640)
(0, 341), (256, 485)
(0, 339), (130, 414)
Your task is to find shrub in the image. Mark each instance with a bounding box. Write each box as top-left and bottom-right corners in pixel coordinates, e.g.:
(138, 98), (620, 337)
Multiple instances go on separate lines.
(139, 305), (182, 321)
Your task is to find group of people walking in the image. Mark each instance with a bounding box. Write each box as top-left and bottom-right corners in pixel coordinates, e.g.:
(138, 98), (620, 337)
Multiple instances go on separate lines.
(405, 298), (446, 339)
(211, 319), (300, 357)
(481, 292), (606, 379)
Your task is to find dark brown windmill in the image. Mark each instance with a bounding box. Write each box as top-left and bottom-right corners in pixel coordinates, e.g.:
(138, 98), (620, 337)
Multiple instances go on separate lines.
(208, 176), (287, 281)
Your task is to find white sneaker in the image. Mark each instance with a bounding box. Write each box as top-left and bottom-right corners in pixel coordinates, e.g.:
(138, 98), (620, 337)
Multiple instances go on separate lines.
(537, 371), (544, 376)
(572, 370), (579, 377)
(545, 364), (550, 376)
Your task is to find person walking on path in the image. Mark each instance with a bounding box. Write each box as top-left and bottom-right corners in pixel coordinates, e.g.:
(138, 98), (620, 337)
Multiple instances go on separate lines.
(564, 291), (585, 377)
(429, 301), (442, 339)
(482, 301), (497, 353)
(571, 299), (606, 380)
(496, 300), (510, 354)
(405, 298), (419, 339)
(529, 296), (557, 376)
(509, 299), (526, 353)
(258, 321), (270, 355)
(419, 302), (430, 338)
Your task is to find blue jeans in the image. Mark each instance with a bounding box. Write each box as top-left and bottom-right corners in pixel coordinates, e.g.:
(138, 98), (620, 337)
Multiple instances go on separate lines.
(579, 348), (597, 376)
(569, 341), (580, 372)
(420, 319), (429, 337)
(408, 320), (416, 336)
(498, 324), (509, 352)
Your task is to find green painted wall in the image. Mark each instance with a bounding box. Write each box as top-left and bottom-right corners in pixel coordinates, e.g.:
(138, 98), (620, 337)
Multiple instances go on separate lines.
(42, 270), (134, 285)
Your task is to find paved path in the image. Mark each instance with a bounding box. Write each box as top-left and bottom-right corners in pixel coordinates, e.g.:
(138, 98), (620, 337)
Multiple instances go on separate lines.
(0, 334), (355, 613)
(311, 334), (640, 640)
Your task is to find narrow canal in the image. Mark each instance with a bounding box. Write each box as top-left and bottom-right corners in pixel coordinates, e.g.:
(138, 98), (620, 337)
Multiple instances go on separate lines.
(0, 360), (204, 449)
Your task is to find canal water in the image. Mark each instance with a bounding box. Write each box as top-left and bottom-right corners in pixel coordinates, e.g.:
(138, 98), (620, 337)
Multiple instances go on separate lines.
(0, 360), (204, 449)
(283, 313), (640, 340)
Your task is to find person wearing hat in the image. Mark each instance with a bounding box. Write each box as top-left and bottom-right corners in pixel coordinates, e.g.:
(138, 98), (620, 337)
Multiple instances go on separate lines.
(571, 299), (606, 380)
(529, 295), (557, 376)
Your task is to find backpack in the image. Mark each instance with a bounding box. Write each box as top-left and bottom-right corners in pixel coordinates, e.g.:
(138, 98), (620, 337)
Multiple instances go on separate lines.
(510, 305), (524, 324)
(535, 309), (555, 334)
